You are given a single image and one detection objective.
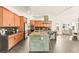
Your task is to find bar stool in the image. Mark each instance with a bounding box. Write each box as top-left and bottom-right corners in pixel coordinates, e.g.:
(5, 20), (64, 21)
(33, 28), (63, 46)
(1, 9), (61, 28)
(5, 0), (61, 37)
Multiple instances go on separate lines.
(72, 33), (78, 40)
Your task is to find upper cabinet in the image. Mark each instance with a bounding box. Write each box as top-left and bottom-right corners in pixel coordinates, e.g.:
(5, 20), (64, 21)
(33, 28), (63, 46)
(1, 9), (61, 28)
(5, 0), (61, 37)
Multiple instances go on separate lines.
(30, 20), (52, 28)
(3, 8), (9, 26)
(8, 10), (14, 26)
(3, 8), (14, 26)
(0, 7), (15, 27)
(19, 16), (26, 31)
(0, 7), (3, 26)
(14, 14), (20, 27)
(0, 7), (27, 28)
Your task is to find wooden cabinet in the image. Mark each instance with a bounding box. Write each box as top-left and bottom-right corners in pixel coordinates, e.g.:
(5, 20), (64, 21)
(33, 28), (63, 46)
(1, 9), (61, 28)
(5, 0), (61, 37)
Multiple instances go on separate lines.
(8, 36), (15, 50)
(0, 7), (22, 27)
(19, 16), (25, 31)
(8, 11), (14, 26)
(14, 32), (24, 45)
(0, 7), (3, 26)
(18, 32), (24, 41)
(30, 20), (52, 28)
(19, 33), (22, 41)
(17, 33), (21, 42)
(3, 8), (14, 26)
(8, 32), (24, 50)
(14, 14), (20, 27)
(0, 7), (27, 27)
(0, 7), (25, 51)
(0, 7), (15, 26)
(3, 8), (9, 26)
(14, 34), (20, 44)
(0, 32), (24, 51)
(20, 32), (24, 40)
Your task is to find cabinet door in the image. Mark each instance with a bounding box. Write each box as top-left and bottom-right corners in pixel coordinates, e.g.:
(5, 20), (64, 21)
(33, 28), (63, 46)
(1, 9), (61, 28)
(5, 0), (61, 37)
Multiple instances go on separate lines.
(14, 34), (18, 44)
(22, 32), (24, 39)
(0, 7), (3, 26)
(8, 11), (14, 26)
(19, 16), (25, 31)
(8, 37), (15, 50)
(14, 14), (20, 26)
(19, 19), (23, 31)
(3, 8), (14, 26)
(20, 32), (24, 40)
(19, 32), (24, 41)
(3, 8), (9, 26)
(17, 33), (21, 42)
(14, 33), (23, 45)
(21, 19), (24, 31)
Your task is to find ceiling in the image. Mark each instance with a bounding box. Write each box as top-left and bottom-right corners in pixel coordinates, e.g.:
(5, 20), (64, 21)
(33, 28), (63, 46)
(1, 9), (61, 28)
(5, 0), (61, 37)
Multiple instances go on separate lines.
(30, 6), (72, 16)
(4, 6), (72, 18)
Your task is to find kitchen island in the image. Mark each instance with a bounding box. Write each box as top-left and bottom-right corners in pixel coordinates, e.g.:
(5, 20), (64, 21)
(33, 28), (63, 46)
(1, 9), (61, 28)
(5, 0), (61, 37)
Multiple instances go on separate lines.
(29, 32), (49, 52)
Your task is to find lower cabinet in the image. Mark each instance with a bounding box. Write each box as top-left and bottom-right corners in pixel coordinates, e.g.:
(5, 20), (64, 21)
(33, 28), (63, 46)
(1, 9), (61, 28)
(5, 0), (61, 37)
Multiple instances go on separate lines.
(8, 32), (24, 50)
(14, 34), (21, 44)
(29, 34), (49, 52)
(0, 32), (24, 51)
(14, 32), (24, 45)
(8, 37), (15, 50)
(20, 32), (24, 40)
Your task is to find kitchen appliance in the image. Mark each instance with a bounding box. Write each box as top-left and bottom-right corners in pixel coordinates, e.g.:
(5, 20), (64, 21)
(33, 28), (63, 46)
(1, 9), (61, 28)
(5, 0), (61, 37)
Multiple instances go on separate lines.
(0, 35), (8, 52)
